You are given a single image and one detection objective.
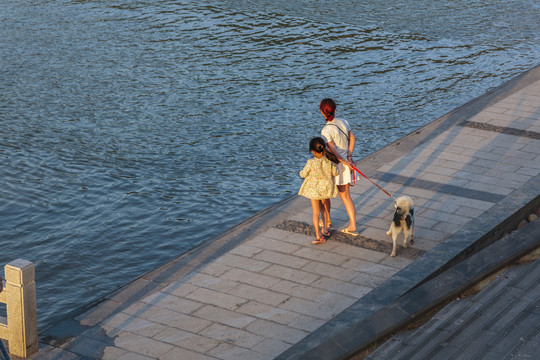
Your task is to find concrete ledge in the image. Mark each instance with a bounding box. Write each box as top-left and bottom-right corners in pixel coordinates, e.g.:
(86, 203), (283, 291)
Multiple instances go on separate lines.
(295, 218), (540, 360)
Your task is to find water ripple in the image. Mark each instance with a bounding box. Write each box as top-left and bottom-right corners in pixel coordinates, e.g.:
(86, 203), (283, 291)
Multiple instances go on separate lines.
(1, 0), (538, 328)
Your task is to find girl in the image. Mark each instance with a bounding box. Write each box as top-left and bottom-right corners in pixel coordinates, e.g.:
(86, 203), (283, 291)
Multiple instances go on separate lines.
(298, 137), (339, 244)
(319, 98), (358, 236)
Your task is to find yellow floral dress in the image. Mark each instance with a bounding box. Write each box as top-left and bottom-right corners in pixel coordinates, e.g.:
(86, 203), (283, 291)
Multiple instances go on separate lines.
(298, 157), (339, 200)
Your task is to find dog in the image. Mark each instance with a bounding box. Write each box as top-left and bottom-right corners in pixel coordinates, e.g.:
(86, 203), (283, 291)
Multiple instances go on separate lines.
(386, 195), (414, 257)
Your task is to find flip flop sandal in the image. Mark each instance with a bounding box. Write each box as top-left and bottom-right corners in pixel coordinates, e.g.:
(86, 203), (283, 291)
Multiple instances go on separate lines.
(340, 228), (359, 236)
(312, 238), (326, 244)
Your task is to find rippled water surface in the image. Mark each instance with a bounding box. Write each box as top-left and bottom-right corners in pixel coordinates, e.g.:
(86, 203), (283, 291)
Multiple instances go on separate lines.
(1, 0), (539, 328)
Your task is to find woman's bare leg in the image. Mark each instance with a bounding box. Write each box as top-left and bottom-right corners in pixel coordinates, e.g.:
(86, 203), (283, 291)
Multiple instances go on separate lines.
(338, 184), (356, 232)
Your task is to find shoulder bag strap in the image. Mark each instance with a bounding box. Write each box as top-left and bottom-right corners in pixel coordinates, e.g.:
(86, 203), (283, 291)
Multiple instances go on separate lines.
(324, 123), (349, 142)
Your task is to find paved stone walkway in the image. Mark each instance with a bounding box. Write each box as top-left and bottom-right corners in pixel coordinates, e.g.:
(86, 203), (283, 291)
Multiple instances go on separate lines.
(25, 65), (540, 360)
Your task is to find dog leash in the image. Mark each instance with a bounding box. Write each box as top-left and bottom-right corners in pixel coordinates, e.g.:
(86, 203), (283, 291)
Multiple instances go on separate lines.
(350, 164), (396, 201)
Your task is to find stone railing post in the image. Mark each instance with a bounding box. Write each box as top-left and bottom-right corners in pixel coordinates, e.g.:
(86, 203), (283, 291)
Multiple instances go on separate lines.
(5, 259), (38, 358)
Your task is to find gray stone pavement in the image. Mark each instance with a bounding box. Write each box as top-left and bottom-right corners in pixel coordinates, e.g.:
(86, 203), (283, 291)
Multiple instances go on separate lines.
(23, 64), (540, 360)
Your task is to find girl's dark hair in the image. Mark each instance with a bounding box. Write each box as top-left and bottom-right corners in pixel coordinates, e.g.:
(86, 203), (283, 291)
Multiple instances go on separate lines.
(319, 98), (336, 122)
(309, 137), (339, 164)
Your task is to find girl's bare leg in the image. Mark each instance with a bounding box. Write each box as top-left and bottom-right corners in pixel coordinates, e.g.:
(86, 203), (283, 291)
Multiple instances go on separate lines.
(311, 199), (322, 239)
(321, 199), (331, 235)
(323, 199), (331, 226)
(338, 184), (357, 232)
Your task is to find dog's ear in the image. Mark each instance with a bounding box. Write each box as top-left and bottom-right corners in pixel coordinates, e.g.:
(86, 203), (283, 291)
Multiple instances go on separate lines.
(405, 214), (412, 228)
(409, 208), (414, 216)
(393, 212), (401, 227)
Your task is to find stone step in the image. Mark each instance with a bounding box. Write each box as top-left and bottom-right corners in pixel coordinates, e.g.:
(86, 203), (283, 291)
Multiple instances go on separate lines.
(367, 257), (540, 359)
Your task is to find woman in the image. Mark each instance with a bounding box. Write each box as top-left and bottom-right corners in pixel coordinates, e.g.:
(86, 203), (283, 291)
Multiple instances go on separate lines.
(319, 98), (358, 235)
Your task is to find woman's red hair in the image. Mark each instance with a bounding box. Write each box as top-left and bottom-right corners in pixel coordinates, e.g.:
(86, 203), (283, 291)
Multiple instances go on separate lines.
(319, 98), (336, 122)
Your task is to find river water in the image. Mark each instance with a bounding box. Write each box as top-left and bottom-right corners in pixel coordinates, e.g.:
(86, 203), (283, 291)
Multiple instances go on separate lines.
(1, 0), (539, 328)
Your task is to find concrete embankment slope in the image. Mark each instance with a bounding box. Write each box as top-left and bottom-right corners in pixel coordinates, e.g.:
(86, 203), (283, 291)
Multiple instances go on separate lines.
(31, 64), (540, 360)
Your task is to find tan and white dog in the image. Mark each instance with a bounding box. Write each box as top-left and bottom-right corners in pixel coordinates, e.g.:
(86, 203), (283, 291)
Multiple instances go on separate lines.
(386, 195), (415, 257)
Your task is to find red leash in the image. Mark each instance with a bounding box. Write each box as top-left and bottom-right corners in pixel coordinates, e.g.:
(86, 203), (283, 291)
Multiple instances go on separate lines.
(350, 165), (394, 199)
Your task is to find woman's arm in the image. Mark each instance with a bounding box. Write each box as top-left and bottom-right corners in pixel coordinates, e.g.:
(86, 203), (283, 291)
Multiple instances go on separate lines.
(347, 131), (356, 164)
(327, 141), (353, 170)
